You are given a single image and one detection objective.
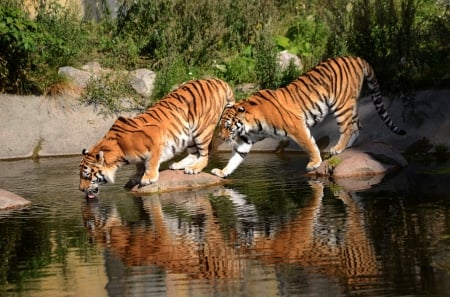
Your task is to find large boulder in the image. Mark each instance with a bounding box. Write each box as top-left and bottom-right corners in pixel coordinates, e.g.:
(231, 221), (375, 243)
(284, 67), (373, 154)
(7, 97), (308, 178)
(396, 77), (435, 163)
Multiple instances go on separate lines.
(0, 189), (31, 210)
(309, 142), (408, 179)
(131, 170), (228, 194)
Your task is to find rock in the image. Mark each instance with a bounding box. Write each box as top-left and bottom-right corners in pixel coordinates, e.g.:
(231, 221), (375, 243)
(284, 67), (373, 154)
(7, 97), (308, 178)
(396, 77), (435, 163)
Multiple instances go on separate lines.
(81, 61), (104, 74)
(0, 189), (31, 210)
(129, 69), (157, 97)
(309, 142), (408, 178)
(235, 83), (259, 94)
(58, 66), (92, 88)
(277, 50), (303, 71)
(59, 62), (156, 98)
(131, 170), (228, 194)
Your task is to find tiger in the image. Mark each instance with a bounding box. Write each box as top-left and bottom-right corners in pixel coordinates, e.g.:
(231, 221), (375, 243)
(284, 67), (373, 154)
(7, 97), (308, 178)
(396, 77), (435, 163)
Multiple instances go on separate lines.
(211, 56), (405, 178)
(79, 78), (234, 198)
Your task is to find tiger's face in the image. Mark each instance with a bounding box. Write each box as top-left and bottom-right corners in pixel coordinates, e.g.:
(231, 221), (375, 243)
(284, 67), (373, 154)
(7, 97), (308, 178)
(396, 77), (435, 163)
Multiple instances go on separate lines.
(219, 104), (247, 143)
(79, 149), (109, 199)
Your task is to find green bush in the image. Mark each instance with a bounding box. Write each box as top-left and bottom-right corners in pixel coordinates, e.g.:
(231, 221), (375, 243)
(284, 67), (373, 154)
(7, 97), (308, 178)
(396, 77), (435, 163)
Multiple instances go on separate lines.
(0, 0), (448, 98)
(0, 5), (45, 93)
(254, 26), (281, 90)
(82, 71), (146, 116)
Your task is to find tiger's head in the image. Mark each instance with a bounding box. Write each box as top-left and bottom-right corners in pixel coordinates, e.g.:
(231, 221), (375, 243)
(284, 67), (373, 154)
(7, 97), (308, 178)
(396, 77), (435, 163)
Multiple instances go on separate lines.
(79, 149), (116, 199)
(218, 102), (249, 143)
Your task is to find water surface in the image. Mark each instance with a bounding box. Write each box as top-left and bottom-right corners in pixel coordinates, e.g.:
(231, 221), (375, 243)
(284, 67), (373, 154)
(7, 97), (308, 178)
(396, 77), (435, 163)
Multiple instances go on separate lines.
(0, 153), (449, 296)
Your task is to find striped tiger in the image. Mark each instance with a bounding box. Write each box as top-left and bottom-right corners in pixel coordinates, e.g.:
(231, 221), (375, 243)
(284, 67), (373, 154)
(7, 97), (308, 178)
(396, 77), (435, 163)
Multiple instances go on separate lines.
(79, 78), (234, 198)
(211, 56), (405, 177)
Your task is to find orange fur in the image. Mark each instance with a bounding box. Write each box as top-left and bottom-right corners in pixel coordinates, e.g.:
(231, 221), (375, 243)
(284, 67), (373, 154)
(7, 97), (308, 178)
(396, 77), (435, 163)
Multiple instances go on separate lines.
(79, 79), (234, 197)
(212, 57), (405, 177)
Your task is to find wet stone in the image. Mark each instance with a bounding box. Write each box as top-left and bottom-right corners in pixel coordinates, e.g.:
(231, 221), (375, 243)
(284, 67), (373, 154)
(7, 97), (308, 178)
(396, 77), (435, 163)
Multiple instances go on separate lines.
(131, 170), (228, 194)
(309, 141), (408, 178)
(0, 189), (31, 210)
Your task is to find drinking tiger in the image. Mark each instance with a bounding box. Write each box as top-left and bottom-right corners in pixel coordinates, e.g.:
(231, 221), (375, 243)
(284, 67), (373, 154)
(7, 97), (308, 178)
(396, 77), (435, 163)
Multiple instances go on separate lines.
(79, 78), (234, 198)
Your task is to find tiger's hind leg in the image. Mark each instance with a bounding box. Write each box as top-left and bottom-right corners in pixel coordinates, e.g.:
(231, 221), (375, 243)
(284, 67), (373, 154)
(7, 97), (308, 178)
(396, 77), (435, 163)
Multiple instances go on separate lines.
(175, 128), (214, 174)
(169, 145), (201, 171)
(289, 120), (322, 171)
(330, 98), (360, 155)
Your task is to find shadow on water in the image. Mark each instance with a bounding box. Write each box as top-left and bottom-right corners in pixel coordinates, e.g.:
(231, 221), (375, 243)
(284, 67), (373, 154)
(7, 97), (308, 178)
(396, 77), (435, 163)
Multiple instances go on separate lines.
(0, 154), (450, 296)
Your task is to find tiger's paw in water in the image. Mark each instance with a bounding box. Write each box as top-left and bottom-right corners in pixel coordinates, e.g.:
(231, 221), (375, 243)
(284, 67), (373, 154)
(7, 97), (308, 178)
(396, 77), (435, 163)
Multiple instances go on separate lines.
(306, 161), (322, 172)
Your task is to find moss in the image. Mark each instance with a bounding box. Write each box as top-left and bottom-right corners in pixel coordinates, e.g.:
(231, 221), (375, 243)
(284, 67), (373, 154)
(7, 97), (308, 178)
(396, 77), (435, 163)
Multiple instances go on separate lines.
(32, 137), (44, 160)
(327, 156), (342, 168)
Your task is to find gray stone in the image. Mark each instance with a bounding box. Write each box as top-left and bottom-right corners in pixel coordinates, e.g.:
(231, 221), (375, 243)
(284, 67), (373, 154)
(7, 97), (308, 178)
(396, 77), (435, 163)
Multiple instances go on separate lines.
(131, 170), (228, 194)
(277, 50), (302, 71)
(0, 189), (31, 210)
(58, 66), (92, 88)
(129, 69), (157, 97)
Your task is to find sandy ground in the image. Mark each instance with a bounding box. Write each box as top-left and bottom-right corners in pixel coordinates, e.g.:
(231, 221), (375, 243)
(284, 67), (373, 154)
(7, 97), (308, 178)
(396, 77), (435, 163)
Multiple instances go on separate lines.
(0, 89), (449, 160)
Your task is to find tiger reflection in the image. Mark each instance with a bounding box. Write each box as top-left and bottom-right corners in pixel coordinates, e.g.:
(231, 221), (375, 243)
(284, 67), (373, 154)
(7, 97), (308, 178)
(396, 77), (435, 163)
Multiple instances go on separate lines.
(250, 180), (380, 286)
(82, 181), (380, 286)
(82, 187), (249, 279)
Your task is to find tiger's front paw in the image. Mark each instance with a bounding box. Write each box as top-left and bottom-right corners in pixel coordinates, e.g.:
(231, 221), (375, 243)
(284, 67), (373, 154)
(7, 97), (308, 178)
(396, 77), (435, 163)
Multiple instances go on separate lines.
(184, 166), (202, 175)
(140, 174), (158, 186)
(306, 160), (322, 172)
(329, 146), (344, 155)
(211, 168), (228, 178)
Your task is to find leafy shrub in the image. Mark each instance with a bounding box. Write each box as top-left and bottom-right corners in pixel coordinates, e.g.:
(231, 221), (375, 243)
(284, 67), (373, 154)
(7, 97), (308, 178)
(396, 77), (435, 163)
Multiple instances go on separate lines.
(254, 26), (281, 90)
(219, 46), (256, 84)
(1, 0), (448, 98)
(150, 56), (192, 101)
(82, 72), (145, 115)
(277, 14), (330, 69)
(0, 5), (44, 93)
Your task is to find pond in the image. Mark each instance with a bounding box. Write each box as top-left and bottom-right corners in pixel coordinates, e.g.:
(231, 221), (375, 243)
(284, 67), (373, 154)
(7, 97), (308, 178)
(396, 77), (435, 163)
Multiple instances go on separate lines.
(0, 153), (449, 297)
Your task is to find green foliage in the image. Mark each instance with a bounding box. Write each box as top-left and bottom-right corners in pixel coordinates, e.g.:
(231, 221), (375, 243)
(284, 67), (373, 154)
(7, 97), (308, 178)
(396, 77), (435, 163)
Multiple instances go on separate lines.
(218, 46), (257, 85)
(347, 0), (449, 90)
(150, 56), (193, 101)
(0, 5), (45, 93)
(82, 72), (146, 116)
(254, 26), (282, 89)
(0, 0), (448, 97)
(278, 14), (330, 68)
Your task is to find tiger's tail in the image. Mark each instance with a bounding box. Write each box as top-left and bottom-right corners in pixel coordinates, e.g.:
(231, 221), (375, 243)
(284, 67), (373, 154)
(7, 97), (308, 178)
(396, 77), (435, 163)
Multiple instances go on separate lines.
(362, 59), (406, 135)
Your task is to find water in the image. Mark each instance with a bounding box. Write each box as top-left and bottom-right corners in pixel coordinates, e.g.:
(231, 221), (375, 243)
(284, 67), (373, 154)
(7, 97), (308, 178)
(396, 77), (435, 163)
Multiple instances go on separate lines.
(0, 153), (449, 297)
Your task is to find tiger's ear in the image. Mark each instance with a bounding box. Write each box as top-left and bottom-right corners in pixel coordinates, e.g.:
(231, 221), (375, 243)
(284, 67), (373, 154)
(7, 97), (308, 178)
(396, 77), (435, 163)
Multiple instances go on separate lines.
(82, 149), (88, 156)
(96, 151), (105, 165)
(237, 106), (246, 113)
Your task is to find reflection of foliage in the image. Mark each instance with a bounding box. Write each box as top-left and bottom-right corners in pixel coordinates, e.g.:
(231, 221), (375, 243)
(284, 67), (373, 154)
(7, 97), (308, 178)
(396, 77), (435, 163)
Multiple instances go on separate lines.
(433, 234), (450, 273)
(209, 194), (237, 241)
(0, 216), (53, 290)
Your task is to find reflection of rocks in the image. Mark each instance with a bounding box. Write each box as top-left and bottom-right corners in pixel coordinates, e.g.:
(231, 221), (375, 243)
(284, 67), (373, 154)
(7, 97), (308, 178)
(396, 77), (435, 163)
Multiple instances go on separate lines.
(309, 142), (408, 179)
(130, 170), (228, 194)
(0, 189), (31, 210)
